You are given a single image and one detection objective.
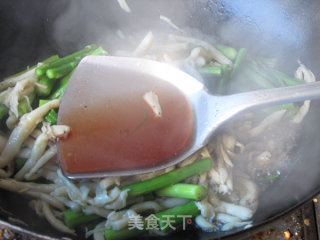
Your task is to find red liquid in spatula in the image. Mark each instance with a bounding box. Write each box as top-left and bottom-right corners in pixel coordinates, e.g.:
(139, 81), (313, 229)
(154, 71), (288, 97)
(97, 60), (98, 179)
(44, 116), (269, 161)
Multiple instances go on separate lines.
(58, 64), (193, 175)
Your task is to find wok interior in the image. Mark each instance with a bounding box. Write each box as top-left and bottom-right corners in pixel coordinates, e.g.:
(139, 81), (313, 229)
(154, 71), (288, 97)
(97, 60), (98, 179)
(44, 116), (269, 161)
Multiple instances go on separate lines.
(1, 0), (320, 239)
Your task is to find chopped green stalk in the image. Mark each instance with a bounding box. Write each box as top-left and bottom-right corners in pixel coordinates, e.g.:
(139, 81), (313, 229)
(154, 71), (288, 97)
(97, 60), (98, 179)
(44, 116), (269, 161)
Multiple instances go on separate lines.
(272, 71), (304, 86)
(155, 201), (200, 232)
(38, 99), (50, 106)
(42, 55), (60, 64)
(231, 48), (247, 77)
(248, 63), (285, 88)
(34, 68), (46, 78)
(18, 92), (35, 117)
(90, 46), (108, 56)
(217, 64), (230, 94)
(35, 77), (56, 97)
(156, 184), (208, 200)
(44, 109), (57, 125)
(35, 44), (97, 77)
(0, 104), (9, 120)
(39, 99), (50, 106)
(49, 70), (74, 99)
(243, 67), (274, 89)
(18, 99), (31, 117)
(39, 100), (58, 125)
(104, 228), (146, 240)
(15, 157), (27, 171)
(250, 62), (300, 119)
(198, 65), (221, 77)
(122, 158), (212, 199)
(46, 61), (78, 79)
(256, 57), (278, 69)
(4, 55), (59, 80)
(216, 44), (237, 60)
(250, 61), (303, 87)
(63, 210), (102, 229)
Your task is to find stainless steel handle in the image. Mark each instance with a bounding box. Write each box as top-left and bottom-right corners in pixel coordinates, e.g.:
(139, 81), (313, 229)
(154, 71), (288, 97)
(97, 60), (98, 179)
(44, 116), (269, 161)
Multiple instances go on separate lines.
(223, 81), (320, 111)
(201, 81), (320, 145)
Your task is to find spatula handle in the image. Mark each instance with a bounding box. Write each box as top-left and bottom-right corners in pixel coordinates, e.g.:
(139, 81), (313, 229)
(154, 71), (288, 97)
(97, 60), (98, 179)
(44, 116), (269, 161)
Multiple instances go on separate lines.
(202, 81), (320, 144)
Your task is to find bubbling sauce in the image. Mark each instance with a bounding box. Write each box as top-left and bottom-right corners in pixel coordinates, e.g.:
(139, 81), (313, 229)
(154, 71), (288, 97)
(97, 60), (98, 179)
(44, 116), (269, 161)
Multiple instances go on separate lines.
(58, 66), (193, 174)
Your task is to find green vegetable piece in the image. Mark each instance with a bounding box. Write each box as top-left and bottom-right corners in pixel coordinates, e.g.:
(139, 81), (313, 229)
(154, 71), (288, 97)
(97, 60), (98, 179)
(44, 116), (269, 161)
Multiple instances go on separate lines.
(39, 100), (58, 125)
(217, 64), (231, 94)
(49, 70), (75, 99)
(90, 46), (108, 56)
(104, 228), (146, 240)
(35, 45), (97, 77)
(122, 158), (212, 199)
(4, 55), (59, 81)
(35, 67), (46, 78)
(15, 157), (27, 171)
(18, 92), (35, 117)
(216, 44), (237, 60)
(155, 201), (200, 232)
(231, 48), (247, 77)
(198, 65), (222, 77)
(273, 71), (304, 86)
(243, 67), (274, 89)
(39, 99), (50, 106)
(63, 210), (102, 229)
(0, 104), (9, 120)
(44, 109), (57, 125)
(256, 57), (278, 69)
(248, 60), (303, 88)
(46, 61), (78, 79)
(156, 183), (208, 200)
(42, 55), (60, 64)
(35, 76), (56, 97)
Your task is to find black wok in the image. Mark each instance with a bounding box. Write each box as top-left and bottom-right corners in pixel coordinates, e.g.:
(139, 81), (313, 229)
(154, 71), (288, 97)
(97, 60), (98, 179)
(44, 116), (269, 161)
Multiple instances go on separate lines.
(1, 0), (320, 239)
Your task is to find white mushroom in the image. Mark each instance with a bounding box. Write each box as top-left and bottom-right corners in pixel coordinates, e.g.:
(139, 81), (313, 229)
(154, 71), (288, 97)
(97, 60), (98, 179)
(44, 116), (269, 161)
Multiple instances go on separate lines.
(4, 77), (36, 118)
(195, 199), (215, 221)
(143, 91), (162, 118)
(134, 31), (154, 56)
(0, 99), (60, 168)
(41, 201), (75, 235)
(0, 67), (36, 91)
(195, 215), (217, 231)
(168, 34), (232, 65)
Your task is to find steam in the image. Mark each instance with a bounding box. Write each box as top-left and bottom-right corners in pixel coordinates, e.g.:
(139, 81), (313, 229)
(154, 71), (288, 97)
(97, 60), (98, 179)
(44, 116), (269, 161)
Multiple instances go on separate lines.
(160, 15), (183, 33)
(47, 0), (319, 231)
(47, 0), (191, 55)
(215, 1), (310, 62)
(0, 1), (52, 79)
